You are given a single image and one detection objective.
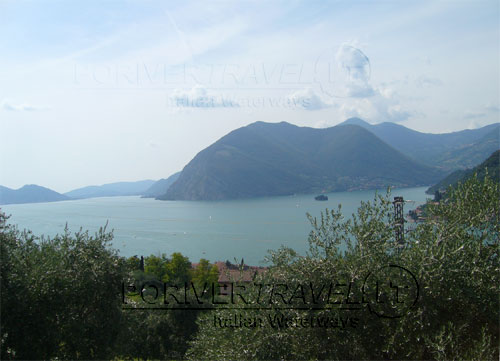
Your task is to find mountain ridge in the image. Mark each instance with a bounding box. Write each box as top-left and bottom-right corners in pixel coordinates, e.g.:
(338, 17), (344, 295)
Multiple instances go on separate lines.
(339, 118), (499, 170)
(163, 122), (444, 201)
(64, 180), (156, 199)
(142, 172), (181, 198)
(0, 184), (70, 205)
(427, 150), (499, 194)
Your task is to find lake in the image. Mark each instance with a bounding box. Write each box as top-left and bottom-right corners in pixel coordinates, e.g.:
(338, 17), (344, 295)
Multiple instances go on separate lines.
(1, 187), (430, 265)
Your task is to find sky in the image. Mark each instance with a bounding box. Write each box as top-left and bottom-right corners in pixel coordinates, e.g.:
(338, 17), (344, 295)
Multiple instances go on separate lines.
(0, 0), (499, 192)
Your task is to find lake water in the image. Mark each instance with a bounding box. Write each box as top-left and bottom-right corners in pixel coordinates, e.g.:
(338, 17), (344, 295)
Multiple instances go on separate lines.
(1, 187), (430, 265)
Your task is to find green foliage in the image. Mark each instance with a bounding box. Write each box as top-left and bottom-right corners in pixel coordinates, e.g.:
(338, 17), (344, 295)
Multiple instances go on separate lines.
(118, 252), (201, 360)
(1, 221), (126, 360)
(0, 211), (201, 360)
(191, 258), (219, 288)
(116, 306), (199, 360)
(144, 253), (170, 281)
(165, 252), (192, 284)
(125, 255), (141, 272)
(2, 174), (498, 360)
(187, 175), (499, 360)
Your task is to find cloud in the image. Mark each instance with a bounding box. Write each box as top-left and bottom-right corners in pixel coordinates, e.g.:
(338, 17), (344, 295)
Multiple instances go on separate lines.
(465, 115), (495, 130)
(386, 104), (412, 122)
(316, 43), (420, 124)
(484, 103), (499, 113)
(337, 85), (414, 124)
(287, 88), (332, 111)
(315, 43), (375, 99)
(463, 103), (500, 122)
(415, 75), (443, 88)
(416, 56), (432, 66)
(464, 111), (486, 120)
(168, 85), (239, 108)
(378, 86), (396, 99)
(0, 99), (47, 112)
(334, 44), (375, 98)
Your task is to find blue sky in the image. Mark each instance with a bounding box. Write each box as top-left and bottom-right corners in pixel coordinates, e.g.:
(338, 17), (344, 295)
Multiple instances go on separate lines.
(0, 0), (499, 192)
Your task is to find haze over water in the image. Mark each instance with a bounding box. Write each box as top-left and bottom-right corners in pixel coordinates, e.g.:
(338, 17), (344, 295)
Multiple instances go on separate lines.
(1, 187), (429, 265)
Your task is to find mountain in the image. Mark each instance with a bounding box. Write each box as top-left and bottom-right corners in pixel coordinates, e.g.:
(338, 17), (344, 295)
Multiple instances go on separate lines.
(0, 184), (70, 205)
(427, 150), (499, 194)
(162, 122), (444, 201)
(65, 180), (155, 199)
(141, 172), (181, 198)
(432, 128), (499, 170)
(340, 118), (499, 171)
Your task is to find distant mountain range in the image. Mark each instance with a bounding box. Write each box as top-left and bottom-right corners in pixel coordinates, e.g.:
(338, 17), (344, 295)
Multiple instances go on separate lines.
(163, 122), (445, 201)
(0, 180), (158, 205)
(3, 119), (497, 204)
(427, 150), (499, 195)
(64, 180), (155, 199)
(340, 118), (499, 171)
(0, 185), (70, 205)
(142, 172), (180, 198)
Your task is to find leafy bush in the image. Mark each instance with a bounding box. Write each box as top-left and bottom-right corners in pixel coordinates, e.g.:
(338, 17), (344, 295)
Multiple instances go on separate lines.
(187, 175), (499, 360)
(0, 222), (125, 360)
(1, 174), (497, 360)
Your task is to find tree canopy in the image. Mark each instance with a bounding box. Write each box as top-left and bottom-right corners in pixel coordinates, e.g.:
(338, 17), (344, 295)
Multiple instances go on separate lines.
(1, 174), (498, 360)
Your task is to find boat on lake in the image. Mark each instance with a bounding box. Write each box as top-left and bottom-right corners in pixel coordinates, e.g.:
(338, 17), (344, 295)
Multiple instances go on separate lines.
(314, 194), (328, 201)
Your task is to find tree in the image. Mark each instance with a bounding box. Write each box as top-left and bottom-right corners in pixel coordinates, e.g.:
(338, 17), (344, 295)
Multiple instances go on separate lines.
(0, 210), (9, 230)
(164, 252), (192, 284)
(187, 176), (499, 360)
(144, 253), (169, 281)
(125, 255), (141, 272)
(434, 189), (442, 202)
(1, 223), (127, 360)
(191, 258), (219, 289)
(0, 213), (201, 360)
(119, 252), (199, 359)
(139, 255), (144, 272)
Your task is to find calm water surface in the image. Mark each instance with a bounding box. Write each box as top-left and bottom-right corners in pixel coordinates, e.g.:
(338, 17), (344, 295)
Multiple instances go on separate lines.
(1, 187), (430, 265)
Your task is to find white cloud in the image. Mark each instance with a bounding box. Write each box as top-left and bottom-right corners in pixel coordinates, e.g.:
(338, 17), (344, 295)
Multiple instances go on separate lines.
(386, 104), (412, 122)
(315, 43), (375, 99)
(465, 115), (494, 129)
(484, 103), (499, 113)
(337, 86), (414, 124)
(464, 103), (500, 119)
(334, 44), (375, 98)
(378, 86), (396, 99)
(464, 111), (486, 120)
(463, 103), (500, 129)
(287, 87), (332, 111)
(415, 75), (443, 88)
(0, 98), (47, 112)
(169, 85), (239, 108)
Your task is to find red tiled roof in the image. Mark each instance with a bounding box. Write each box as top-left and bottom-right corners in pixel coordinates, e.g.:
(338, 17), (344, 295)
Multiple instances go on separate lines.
(192, 261), (267, 283)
